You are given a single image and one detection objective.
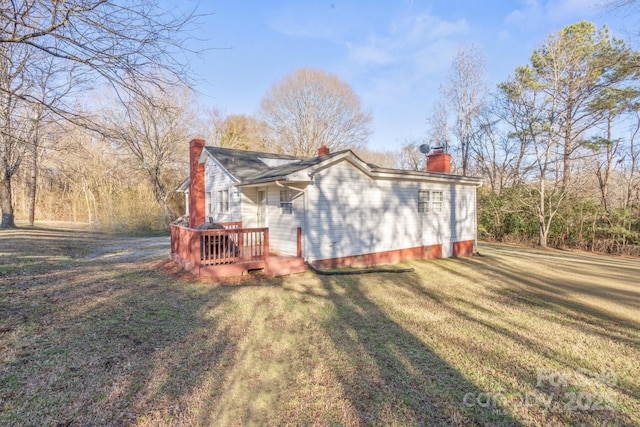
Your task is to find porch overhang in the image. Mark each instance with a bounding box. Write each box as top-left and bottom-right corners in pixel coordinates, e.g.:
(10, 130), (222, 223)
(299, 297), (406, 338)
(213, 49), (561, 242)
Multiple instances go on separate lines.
(235, 177), (311, 188)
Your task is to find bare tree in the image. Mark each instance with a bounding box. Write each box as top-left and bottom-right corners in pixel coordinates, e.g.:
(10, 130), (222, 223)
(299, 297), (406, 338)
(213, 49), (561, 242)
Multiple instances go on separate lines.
(469, 110), (509, 194)
(623, 108), (640, 208)
(0, 42), (34, 228)
(353, 147), (399, 169)
(500, 68), (567, 247)
(0, 0), (199, 228)
(259, 68), (372, 157)
(25, 57), (71, 226)
(442, 45), (488, 176)
(209, 111), (267, 151)
(102, 83), (193, 222)
(0, 1), (197, 106)
(397, 138), (427, 171)
(426, 100), (450, 149)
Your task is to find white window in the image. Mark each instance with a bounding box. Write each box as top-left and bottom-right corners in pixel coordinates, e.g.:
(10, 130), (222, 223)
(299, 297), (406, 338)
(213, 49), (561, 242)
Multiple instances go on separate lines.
(418, 190), (430, 213)
(432, 191), (443, 213)
(206, 192), (213, 216)
(218, 190), (229, 213)
(280, 190), (293, 215)
(418, 190), (443, 214)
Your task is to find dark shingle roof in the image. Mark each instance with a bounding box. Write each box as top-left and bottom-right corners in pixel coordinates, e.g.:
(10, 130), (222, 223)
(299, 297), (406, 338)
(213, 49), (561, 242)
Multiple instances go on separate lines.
(203, 146), (305, 181)
(240, 150), (350, 184)
(180, 146), (481, 190)
(202, 146), (347, 183)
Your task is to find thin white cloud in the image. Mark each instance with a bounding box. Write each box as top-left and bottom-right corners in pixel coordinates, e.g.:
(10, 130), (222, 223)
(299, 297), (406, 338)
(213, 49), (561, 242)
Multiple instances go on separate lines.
(505, 0), (543, 28)
(265, 2), (472, 146)
(505, 0), (599, 29)
(546, 0), (600, 21)
(343, 12), (468, 106)
(267, 1), (365, 42)
(268, 11), (339, 41)
(268, 3), (468, 102)
(346, 11), (468, 66)
(347, 42), (393, 65)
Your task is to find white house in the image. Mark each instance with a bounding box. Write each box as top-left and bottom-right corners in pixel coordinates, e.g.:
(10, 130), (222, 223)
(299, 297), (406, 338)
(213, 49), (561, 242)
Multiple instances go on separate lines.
(172, 139), (482, 275)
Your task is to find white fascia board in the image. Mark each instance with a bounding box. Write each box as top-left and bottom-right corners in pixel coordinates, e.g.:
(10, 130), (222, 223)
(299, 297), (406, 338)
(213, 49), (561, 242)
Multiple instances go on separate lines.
(307, 151), (482, 187)
(370, 170), (483, 187)
(306, 151), (371, 177)
(176, 177), (190, 192)
(236, 179), (309, 188)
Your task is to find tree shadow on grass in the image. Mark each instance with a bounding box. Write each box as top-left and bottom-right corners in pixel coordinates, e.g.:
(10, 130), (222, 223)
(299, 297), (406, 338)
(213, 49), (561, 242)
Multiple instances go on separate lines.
(0, 227), (254, 426)
(315, 273), (520, 426)
(419, 251), (639, 426)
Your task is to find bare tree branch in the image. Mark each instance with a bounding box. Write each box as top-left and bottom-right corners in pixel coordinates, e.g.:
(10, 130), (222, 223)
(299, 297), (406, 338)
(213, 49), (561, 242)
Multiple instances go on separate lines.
(259, 68), (372, 157)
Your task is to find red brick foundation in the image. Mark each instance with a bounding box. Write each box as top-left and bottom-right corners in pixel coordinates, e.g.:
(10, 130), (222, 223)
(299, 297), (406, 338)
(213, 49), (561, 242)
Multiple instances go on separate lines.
(312, 244), (443, 269)
(312, 240), (476, 269)
(453, 240), (474, 257)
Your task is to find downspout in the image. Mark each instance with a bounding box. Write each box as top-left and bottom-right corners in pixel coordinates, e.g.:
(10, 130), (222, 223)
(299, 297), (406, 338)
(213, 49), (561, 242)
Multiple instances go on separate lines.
(474, 186), (478, 254)
(304, 181), (309, 262)
(474, 182), (482, 255)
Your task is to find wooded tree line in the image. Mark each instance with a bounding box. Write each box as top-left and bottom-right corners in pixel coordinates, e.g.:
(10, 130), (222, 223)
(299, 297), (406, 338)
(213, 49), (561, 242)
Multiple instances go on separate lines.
(3, 57), (382, 232)
(0, 0), (198, 229)
(430, 22), (640, 255)
(2, 2), (639, 256)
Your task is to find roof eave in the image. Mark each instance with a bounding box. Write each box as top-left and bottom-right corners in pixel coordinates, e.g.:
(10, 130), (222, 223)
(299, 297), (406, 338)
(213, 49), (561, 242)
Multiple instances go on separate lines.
(370, 169), (483, 186)
(176, 177), (190, 192)
(236, 175), (312, 188)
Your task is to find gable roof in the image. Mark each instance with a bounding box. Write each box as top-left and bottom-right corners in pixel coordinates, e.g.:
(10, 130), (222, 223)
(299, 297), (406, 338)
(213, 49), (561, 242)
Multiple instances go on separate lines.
(202, 147), (305, 182)
(238, 150), (351, 185)
(196, 146), (482, 188)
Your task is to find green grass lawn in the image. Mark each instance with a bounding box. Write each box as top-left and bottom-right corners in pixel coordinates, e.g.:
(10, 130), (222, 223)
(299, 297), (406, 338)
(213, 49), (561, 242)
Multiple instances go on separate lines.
(0, 225), (638, 426)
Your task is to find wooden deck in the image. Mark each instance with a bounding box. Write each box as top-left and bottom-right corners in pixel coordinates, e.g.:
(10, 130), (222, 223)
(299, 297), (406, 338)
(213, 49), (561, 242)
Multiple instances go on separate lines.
(169, 254), (307, 278)
(170, 223), (307, 277)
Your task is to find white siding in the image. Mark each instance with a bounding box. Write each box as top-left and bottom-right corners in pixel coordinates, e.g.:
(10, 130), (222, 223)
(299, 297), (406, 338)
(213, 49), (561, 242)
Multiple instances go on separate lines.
(240, 187), (258, 228)
(305, 160), (477, 262)
(237, 185), (304, 256)
(204, 158), (241, 223)
(266, 185), (305, 256)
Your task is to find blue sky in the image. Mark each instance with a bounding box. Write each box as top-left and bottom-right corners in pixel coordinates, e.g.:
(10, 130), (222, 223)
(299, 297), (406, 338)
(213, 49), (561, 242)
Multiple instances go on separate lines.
(182, 0), (635, 151)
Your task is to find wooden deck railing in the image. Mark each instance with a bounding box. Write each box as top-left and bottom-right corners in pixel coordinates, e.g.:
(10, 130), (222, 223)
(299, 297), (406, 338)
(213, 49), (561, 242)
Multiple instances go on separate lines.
(170, 224), (269, 272)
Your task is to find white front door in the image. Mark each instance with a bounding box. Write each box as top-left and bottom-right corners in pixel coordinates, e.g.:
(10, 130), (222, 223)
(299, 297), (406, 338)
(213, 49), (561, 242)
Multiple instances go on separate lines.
(257, 189), (266, 228)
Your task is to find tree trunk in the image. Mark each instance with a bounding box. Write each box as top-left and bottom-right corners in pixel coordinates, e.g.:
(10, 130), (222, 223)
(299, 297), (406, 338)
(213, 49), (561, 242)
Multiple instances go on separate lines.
(562, 129), (572, 192)
(150, 172), (175, 222)
(0, 175), (16, 228)
(28, 148), (38, 226)
(82, 179), (93, 225)
(539, 223), (548, 247)
(538, 178), (547, 247)
(597, 116), (614, 214)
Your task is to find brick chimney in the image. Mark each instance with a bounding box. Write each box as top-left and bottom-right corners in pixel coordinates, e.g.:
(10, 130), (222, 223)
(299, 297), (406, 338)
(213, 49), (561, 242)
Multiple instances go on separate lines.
(189, 139), (206, 228)
(426, 149), (451, 173)
(318, 144), (330, 156)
